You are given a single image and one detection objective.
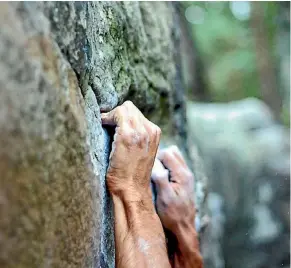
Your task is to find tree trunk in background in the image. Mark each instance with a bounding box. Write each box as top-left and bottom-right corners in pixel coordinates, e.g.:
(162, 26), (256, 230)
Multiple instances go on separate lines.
(250, 2), (283, 121)
(276, 2), (290, 125)
(176, 3), (211, 102)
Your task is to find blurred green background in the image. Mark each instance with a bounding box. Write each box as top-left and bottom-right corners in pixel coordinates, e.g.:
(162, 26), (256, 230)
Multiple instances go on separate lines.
(183, 1), (290, 126)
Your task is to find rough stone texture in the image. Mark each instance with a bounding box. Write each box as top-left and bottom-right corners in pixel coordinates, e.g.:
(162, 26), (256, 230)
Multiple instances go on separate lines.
(187, 98), (290, 268)
(43, 2), (176, 114)
(0, 2), (207, 268)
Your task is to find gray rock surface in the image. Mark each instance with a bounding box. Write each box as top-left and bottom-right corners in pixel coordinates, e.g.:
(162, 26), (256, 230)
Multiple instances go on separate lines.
(187, 98), (290, 268)
(0, 2), (207, 267)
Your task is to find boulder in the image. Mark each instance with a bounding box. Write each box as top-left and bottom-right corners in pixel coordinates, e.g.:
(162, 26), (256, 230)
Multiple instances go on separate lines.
(0, 2), (207, 267)
(187, 98), (290, 268)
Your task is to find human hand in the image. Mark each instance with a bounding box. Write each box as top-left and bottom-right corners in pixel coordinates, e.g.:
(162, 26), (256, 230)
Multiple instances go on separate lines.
(151, 146), (196, 233)
(101, 101), (161, 202)
(151, 146), (203, 268)
(102, 102), (171, 268)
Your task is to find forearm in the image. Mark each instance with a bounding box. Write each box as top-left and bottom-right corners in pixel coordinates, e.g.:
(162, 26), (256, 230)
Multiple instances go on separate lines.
(112, 187), (171, 268)
(173, 222), (203, 268)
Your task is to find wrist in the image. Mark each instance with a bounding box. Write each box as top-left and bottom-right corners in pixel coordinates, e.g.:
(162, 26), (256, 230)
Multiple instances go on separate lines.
(111, 184), (156, 215)
(107, 173), (153, 201)
(174, 221), (200, 255)
(112, 186), (164, 240)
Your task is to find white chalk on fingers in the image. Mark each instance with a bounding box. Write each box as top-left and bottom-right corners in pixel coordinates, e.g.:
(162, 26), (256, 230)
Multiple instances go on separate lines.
(151, 159), (169, 181)
(169, 145), (179, 152)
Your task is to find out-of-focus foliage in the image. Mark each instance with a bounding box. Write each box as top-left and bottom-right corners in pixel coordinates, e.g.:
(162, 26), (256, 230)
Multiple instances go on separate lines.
(183, 3), (290, 268)
(184, 2), (259, 101)
(183, 2), (289, 125)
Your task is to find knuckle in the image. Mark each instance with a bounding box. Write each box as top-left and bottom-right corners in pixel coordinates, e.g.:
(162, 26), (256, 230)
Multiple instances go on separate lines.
(164, 149), (174, 159)
(115, 105), (126, 117)
(119, 127), (132, 142)
(123, 100), (135, 109)
(139, 129), (149, 143)
(152, 169), (169, 181)
(124, 100), (133, 106)
(170, 145), (179, 153)
(126, 130), (136, 143)
(120, 127), (150, 148)
(148, 123), (161, 139)
(136, 128), (149, 147)
(126, 115), (135, 126)
(155, 126), (161, 139)
(168, 145), (180, 156)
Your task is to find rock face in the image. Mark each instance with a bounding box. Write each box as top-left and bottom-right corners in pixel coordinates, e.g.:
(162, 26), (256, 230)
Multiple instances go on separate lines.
(187, 98), (290, 268)
(0, 2), (207, 268)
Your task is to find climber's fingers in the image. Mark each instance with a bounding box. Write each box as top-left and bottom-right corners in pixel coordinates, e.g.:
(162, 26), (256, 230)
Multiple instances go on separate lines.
(158, 146), (187, 171)
(151, 159), (173, 194)
(101, 103), (127, 126)
(158, 146), (194, 188)
(101, 100), (148, 127)
(101, 101), (161, 152)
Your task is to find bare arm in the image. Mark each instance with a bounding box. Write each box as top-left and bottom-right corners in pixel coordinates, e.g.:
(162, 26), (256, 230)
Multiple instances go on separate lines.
(151, 146), (203, 268)
(173, 221), (203, 268)
(102, 101), (171, 268)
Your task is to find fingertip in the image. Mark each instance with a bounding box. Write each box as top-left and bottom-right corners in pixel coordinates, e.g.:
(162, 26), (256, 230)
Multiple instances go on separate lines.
(169, 145), (179, 153)
(101, 112), (114, 125)
(157, 149), (165, 160)
(151, 169), (169, 183)
(151, 177), (169, 193)
(151, 159), (168, 179)
(101, 112), (107, 119)
(153, 158), (163, 170)
(101, 113), (107, 124)
(151, 164), (171, 195)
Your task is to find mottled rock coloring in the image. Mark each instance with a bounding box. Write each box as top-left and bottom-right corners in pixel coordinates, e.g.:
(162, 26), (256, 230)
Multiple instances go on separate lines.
(0, 2), (207, 268)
